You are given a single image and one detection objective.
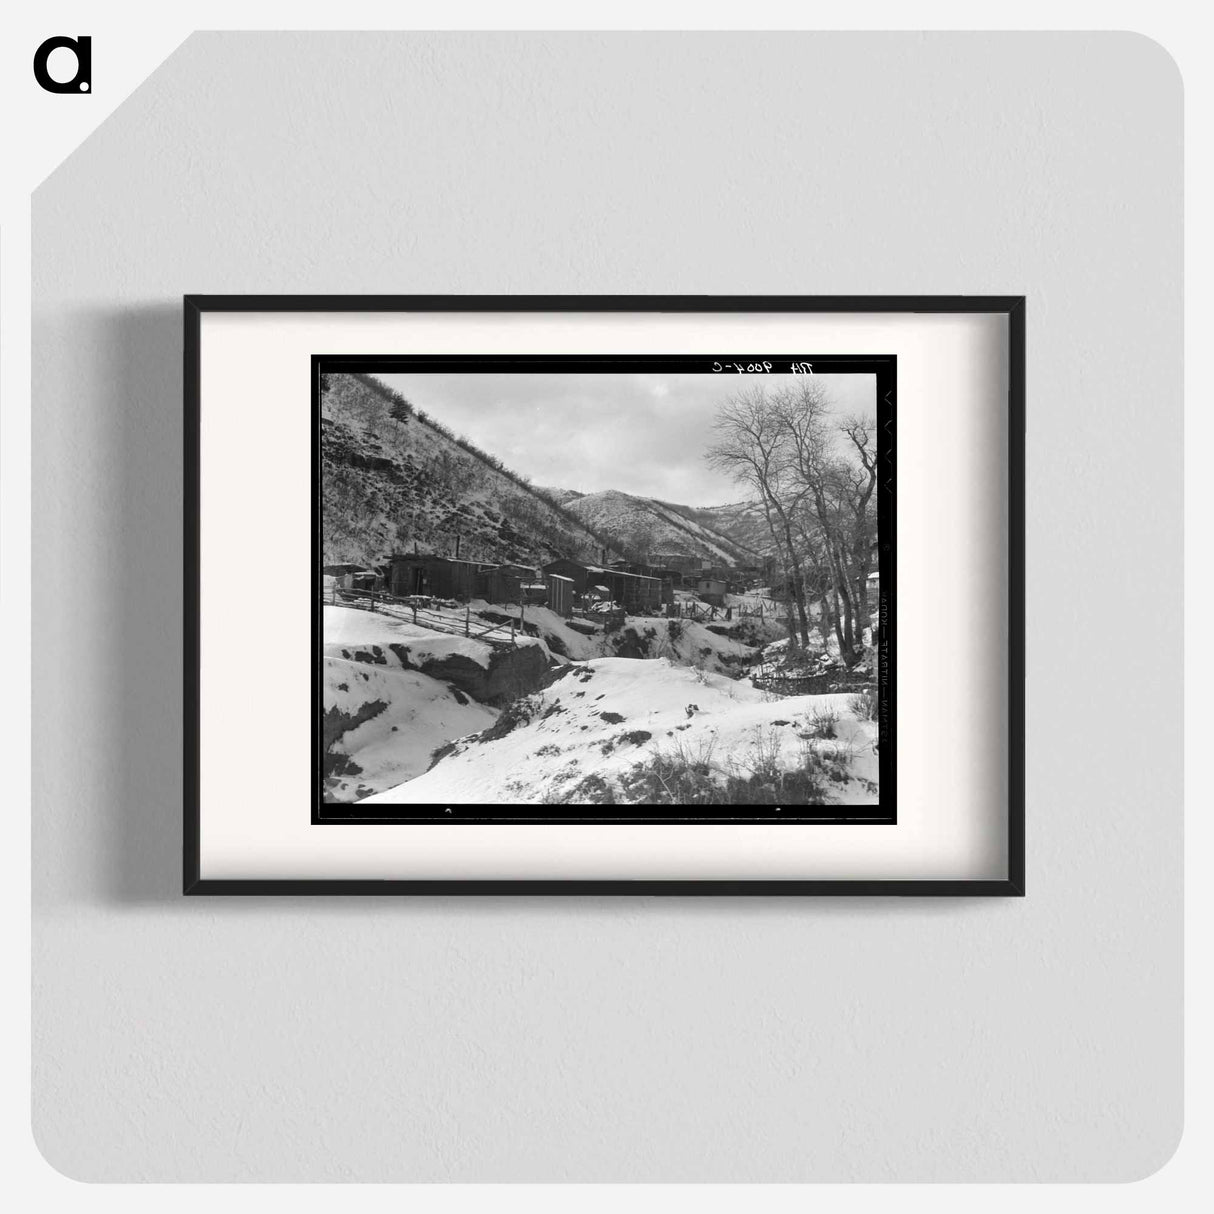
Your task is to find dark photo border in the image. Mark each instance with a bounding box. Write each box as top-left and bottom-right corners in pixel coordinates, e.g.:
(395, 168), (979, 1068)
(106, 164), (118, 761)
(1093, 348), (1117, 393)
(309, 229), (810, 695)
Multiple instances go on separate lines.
(313, 353), (896, 826)
(184, 296), (1024, 896)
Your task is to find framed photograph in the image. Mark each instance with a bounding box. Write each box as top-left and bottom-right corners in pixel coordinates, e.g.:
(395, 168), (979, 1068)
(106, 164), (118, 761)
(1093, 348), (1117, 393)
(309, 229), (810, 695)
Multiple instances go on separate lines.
(185, 296), (1023, 894)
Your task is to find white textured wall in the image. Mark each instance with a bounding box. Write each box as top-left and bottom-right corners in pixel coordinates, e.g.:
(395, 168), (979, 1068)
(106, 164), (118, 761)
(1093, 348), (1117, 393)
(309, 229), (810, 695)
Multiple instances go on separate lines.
(31, 32), (1181, 1181)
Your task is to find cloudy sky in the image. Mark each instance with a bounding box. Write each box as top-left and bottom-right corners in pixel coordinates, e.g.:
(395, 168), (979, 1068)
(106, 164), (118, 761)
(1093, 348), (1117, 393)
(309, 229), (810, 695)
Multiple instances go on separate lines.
(377, 371), (876, 507)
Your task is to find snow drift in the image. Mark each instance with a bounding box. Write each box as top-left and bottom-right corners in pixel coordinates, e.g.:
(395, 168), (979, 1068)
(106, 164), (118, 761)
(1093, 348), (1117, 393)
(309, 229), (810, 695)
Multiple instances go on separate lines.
(322, 606), (553, 801)
(322, 658), (499, 802)
(363, 657), (878, 807)
(324, 606), (551, 705)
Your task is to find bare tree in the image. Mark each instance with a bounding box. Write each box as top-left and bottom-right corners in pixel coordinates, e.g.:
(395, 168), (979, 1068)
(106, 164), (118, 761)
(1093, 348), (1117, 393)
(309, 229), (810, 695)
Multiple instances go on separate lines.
(837, 417), (879, 637)
(706, 380), (878, 666)
(705, 388), (811, 648)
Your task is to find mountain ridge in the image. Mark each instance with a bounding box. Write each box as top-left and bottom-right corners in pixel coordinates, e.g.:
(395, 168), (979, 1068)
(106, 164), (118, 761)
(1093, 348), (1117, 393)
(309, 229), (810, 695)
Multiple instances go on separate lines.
(541, 488), (777, 568)
(561, 490), (752, 566)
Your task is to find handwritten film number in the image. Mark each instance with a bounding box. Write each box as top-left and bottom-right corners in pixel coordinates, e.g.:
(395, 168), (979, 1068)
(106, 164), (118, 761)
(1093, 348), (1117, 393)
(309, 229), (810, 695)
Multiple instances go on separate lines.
(711, 361), (814, 374)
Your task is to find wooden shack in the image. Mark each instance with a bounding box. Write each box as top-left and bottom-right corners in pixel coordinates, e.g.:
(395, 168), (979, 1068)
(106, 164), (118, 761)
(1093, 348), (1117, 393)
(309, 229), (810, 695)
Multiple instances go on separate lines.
(544, 559), (661, 612)
(485, 563), (539, 604)
(322, 563), (382, 591)
(598, 567), (661, 613)
(542, 557), (594, 593)
(694, 575), (728, 606)
(388, 554), (483, 600)
(544, 572), (573, 617)
(650, 553), (710, 576)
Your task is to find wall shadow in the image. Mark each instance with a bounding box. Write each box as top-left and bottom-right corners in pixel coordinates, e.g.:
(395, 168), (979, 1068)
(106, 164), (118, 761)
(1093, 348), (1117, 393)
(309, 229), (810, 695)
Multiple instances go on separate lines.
(90, 304), (186, 905)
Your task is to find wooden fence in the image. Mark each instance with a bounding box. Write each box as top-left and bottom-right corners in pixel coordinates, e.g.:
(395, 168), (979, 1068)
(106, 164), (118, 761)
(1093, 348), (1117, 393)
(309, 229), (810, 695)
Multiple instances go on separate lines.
(570, 605), (625, 630)
(732, 597), (788, 619)
(325, 583), (690, 640)
(322, 585), (525, 648)
(673, 599), (788, 624)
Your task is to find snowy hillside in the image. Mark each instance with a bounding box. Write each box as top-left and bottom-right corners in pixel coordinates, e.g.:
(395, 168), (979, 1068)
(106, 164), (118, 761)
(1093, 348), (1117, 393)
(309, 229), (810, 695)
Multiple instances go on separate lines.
(687, 500), (781, 558)
(492, 600), (781, 675)
(322, 605), (548, 801)
(321, 602), (789, 802)
(363, 658), (878, 807)
(321, 373), (616, 568)
(564, 489), (757, 566)
(323, 658), (498, 802)
(537, 486), (586, 506)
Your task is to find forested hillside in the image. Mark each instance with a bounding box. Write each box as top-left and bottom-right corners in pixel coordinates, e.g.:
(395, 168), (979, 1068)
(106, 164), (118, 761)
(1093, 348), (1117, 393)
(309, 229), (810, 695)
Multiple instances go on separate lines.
(561, 489), (759, 566)
(321, 373), (616, 567)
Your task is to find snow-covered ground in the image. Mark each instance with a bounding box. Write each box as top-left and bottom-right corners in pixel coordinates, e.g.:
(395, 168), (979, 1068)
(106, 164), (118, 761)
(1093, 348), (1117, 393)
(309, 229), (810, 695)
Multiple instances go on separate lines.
(484, 602), (605, 662)
(323, 657), (498, 801)
(323, 605), (526, 801)
(355, 598), (778, 674)
(322, 604), (873, 807)
(723, 589), (786, 615)
(324, 603), (547, 667)
(363, 657), (878, 807)
(602, 615), (770, 674)
(520, 604), (780, 674)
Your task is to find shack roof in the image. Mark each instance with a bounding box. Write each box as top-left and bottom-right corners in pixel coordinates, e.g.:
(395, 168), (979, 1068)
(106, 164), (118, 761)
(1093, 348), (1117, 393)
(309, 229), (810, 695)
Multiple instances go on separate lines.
(543, 558), (657, 584)
(391, 553), (483, 568)
(589, 566), (657, 582)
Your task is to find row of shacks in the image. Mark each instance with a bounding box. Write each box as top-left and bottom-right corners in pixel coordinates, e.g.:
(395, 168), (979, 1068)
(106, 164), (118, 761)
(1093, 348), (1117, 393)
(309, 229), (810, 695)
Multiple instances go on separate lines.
(386, 555), (578, 613)
(545, 557), (762, 608)
(323, 553), (681, 617)
(542, 558), (668, 614)
(322, 550), (775, 615)
(322, 555), (576, 617)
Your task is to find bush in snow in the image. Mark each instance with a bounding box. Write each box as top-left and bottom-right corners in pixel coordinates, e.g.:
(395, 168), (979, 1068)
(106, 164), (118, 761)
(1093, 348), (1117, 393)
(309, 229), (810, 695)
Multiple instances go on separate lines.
(615, 728), (847, 806)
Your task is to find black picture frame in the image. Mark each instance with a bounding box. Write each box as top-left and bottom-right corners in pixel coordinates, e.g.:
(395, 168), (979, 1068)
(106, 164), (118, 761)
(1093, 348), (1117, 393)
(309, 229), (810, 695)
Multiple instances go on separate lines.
(184, 295), (1025, 896)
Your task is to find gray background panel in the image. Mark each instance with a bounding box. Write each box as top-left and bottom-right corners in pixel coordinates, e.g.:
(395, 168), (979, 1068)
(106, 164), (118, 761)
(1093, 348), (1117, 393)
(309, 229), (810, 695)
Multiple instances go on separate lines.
(32, 32), (1181, 1181)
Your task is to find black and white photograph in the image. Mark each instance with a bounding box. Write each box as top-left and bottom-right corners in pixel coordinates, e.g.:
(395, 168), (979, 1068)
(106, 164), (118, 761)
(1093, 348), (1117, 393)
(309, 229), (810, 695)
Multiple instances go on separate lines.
(316, 355), (894, 822)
